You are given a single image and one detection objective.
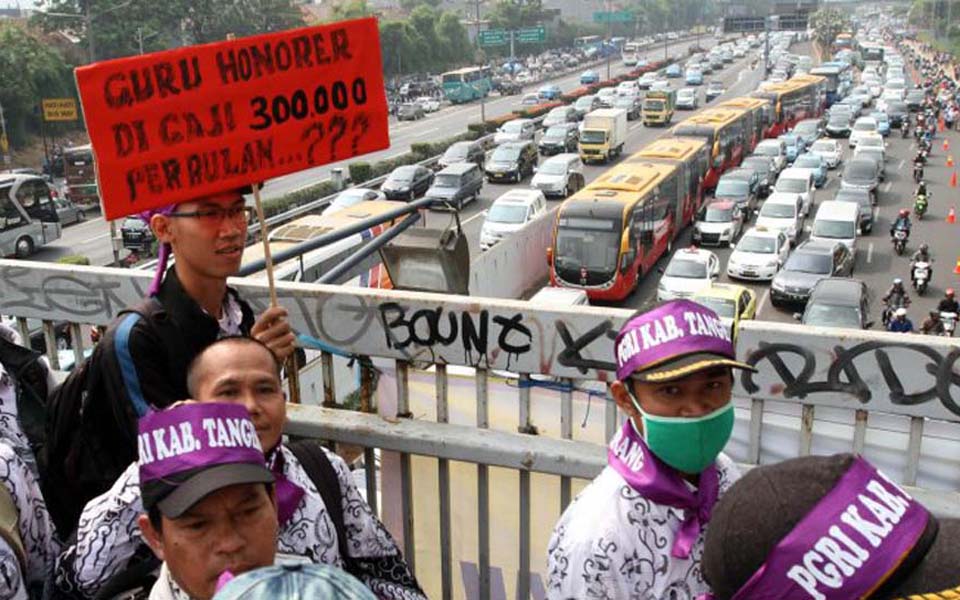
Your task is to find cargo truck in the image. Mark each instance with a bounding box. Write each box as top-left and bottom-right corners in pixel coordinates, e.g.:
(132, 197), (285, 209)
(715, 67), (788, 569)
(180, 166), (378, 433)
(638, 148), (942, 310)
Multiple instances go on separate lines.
(578, 108), (628, 164)
(642, 89), (677, 126)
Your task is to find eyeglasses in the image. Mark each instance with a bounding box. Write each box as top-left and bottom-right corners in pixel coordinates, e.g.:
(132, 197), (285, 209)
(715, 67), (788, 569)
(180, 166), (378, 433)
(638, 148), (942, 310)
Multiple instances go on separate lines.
(168, 206), (254, 224)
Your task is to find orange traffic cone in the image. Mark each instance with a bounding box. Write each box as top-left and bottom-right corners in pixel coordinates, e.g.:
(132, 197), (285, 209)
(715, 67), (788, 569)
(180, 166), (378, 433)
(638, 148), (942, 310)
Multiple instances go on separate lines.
(954, 257), (960, 275)
(944, 138), (950, 151)
(940, 116), (946, 132)
(953, 171), (959, 188)
(949, 154), (955, 167)
(948, 206), (957, 224)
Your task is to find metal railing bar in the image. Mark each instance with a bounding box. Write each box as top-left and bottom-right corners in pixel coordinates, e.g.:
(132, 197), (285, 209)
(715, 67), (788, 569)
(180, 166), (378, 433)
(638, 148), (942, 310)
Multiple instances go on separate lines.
(517, 373), (532, 600)
(396, 360), (415, 573)
(799, 404), (814, 457)
(747, 398), (764, 464)
(435, 364), (452, 600)
(904, 416), (924, 487)
(559, 378), (573, 511)
(476, 368), (490, 600)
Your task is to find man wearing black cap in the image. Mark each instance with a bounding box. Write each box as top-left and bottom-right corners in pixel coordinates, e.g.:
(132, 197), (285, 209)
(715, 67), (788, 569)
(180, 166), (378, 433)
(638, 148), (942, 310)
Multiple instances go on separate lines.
(136, 402), (280, 600)
(546, 299), (756, 599)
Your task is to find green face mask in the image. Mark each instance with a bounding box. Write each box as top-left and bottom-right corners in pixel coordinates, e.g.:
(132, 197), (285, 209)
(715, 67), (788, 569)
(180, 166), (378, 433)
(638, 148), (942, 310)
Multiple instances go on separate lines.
(630, 395), (735, 474)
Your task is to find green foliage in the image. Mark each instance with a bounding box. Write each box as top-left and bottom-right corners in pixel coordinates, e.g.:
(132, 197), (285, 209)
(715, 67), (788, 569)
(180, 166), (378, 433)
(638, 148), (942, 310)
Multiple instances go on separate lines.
(0, 22), (76, 148)
(379, 7), (471, 76)
(263, 181), (339, 217)
(348, 162), (373, 184)
(809, 8), (852, 54)
(56, 255), (90, 265)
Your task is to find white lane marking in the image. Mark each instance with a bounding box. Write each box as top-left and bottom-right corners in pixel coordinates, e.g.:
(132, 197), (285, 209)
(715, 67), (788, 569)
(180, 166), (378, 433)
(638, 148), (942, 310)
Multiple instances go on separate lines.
(82, 232), (111, 244)
(898, 159), (905, 169)
(883, 181), (892, 193)
(414, 127), (440, 137)
(461, 210), (487, 226)
(867, 242), (874, 264)
(758, 289), (770, 315)
(630, 123), (643, 131)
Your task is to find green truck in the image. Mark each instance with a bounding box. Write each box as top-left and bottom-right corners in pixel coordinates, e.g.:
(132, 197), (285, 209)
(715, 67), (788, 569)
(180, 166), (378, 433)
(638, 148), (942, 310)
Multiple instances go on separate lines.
(641, 89), (677, 126)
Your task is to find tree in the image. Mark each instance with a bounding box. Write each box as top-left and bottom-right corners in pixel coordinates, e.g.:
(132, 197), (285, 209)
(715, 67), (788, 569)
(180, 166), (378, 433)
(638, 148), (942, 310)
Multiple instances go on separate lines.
(332, 0), (373, 21)
(436, 11), (471, 67)
(399, 0), (441, 10)
(408, 5), (442, 64)
(809, 8), (852, 55)
(0, 22), (76, 148)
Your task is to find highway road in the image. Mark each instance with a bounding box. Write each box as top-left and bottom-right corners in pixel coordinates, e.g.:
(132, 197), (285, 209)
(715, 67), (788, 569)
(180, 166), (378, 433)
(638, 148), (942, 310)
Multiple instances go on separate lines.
(31, 34), (714, 268)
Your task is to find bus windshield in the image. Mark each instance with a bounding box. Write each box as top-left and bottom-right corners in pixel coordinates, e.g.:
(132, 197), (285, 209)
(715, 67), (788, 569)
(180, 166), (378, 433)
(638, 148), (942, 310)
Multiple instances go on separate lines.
(555, 218), (620, 273)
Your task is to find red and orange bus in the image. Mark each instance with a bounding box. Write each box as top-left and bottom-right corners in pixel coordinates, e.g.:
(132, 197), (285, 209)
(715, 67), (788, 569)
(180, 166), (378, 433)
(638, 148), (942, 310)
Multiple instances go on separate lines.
(715, 97), (776, 149)
(670, 108), (750, 190)
(548, 161), (682, 301)
(630, 137), (711, 229)
(750, 75), (826, 136)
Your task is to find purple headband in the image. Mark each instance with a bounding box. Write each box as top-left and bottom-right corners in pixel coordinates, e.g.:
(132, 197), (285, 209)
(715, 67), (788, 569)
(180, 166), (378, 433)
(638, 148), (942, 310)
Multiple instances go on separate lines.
(614, 299), (735, 380)
(726, 457), (930, 600)
(137, 403), (265, 484)
(137, 205), (175, 296)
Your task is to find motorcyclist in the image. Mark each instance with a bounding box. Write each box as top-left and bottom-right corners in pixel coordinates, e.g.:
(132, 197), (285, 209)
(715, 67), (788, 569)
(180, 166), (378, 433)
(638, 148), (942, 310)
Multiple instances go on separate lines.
(887, 307), (914, 333)
(911, 242), (931, 272)
(882, 278), (912, 319)
(890, 209), (912, 239)
(902, 117), (911, 137)
(916, 180), (929, 199)
(913, 156), (924, 180)
(938, 288), (960, 314)
(920, 310), (945, 335)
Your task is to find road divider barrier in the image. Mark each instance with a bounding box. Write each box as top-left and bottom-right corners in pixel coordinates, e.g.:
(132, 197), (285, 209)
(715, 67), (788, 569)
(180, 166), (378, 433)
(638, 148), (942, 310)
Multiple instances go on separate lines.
(469, 207), (556, 299)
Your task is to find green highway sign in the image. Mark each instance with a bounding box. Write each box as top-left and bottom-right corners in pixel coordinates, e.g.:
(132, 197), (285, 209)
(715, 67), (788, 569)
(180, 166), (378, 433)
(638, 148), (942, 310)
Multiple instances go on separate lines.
(593, 11), (634, 23)
(516, 25), (546, 44)
(478, 29), (508, 47)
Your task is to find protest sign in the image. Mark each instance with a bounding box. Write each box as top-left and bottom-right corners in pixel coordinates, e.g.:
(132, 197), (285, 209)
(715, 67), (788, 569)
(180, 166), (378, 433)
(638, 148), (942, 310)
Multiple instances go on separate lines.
(75, 18), (389, 220)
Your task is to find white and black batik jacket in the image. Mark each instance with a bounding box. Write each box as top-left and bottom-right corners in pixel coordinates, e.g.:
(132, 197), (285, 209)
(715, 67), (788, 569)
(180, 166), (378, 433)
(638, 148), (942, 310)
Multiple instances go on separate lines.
(56, 444), (425, 600)
(545, 454), (740, 600)
(0, 441), (60, 600)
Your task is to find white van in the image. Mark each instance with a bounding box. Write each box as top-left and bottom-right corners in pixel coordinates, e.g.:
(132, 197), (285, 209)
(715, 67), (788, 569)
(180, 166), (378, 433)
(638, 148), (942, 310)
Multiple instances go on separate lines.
(480, 189), (547, 251)
(809, 201), (859, 254)
(773, 167), (816, 217)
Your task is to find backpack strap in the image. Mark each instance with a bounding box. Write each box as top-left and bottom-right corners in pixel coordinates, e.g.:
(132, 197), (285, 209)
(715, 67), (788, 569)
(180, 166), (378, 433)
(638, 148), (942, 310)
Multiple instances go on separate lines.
(287, 440), (356, 573)
(0, 483), (26, 576)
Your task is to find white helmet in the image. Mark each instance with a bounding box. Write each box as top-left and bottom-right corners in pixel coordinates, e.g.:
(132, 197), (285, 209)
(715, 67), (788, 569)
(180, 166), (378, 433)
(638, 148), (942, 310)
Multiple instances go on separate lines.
(896, 307), (908, 317)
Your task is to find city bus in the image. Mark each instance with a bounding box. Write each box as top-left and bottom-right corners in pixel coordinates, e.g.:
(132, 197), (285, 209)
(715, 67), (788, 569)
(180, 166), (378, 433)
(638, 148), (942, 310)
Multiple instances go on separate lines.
(629, 137), (711, 228)
(750, 75), (826, 136)
(861, 44), (885, 69)
(833, 32), (855, 53)
(441, 67), (492, 104)
(548, 161), (681, 301)
(670, 108), (749, 190)
(574, 35), (604, 53)
(0, 174), (62, 258)
(622, 42), (642, 66)
(809, 63), (852, 107)
(715, 97), (776, 149)
(62, 144), (99, 205)
(241, 200), (415, 285)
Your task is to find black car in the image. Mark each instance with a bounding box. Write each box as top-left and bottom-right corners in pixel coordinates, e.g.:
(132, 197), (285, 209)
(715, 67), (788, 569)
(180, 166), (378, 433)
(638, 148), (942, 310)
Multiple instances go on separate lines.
(538, 123), (579, 155)
(740, 156), (777, 197)
(771, 240), (854, 307)
(825, 114), (852, 138)
(795, 277), (872, 329)
(904, 90), (926, 111)
(380, 165), (434, 201)
(714, 172), (758, 216)
(120, 217), (155, 254)
(438, 141), (485, 169)
(885, 100), (909, 128)
(484, 141), (538, 183)
(833, 188), (874, 232)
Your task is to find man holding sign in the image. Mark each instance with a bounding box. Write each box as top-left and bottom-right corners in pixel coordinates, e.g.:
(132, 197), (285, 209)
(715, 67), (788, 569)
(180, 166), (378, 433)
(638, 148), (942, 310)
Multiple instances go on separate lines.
(42, 18), (391, 541)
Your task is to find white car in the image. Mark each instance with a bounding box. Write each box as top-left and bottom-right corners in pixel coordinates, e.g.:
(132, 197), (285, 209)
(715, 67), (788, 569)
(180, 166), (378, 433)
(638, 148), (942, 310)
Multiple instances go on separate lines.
(773, 167), (816, 217)
(754, 139), (788, 174)
(415, 96), (441, 112)
(493, 118), (536, 145)
(530, 153), (584, 198)
(809, 139), (843, 169)
(854, 132), (886, 160)
(596, 87), (618, 107)
(726, 227), (791, 282)
(848, 117), (878, 148)
(480, 189), (547, 251)
(617, 80), (640, 96)
(322, 188), (386, 215)
(676, 88), (699, 110)
(756, 193), (804, 245)
(657, 247), (720, 301)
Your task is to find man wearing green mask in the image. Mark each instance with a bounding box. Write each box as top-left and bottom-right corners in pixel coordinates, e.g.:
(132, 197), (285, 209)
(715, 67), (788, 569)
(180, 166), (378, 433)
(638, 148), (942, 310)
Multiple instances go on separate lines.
(545, 299), (756, 599)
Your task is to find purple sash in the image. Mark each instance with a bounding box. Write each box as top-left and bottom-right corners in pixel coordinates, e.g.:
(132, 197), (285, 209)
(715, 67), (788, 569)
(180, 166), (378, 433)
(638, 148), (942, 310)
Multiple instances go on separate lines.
(270, 449), (305, 526)
(608, 419), (720, 559)
(726, 457), (929, 599)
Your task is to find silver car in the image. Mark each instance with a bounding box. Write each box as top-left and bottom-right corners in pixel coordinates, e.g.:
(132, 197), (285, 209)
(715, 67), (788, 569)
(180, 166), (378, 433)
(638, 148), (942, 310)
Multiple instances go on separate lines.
(55, 198), (86, 225)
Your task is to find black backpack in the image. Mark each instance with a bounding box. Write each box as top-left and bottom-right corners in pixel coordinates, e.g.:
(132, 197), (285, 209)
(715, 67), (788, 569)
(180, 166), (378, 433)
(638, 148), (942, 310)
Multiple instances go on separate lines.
(38, 299), (187, 540)
(0, 332), (50, 459)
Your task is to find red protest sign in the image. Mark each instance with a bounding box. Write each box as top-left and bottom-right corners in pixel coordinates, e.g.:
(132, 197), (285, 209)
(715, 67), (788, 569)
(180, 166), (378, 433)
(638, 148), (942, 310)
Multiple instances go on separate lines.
(75, 18), (389, 220)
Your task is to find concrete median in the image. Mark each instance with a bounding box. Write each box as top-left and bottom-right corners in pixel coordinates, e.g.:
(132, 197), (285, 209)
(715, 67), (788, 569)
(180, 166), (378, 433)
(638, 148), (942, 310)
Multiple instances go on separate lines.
(469, 207), (556, 299)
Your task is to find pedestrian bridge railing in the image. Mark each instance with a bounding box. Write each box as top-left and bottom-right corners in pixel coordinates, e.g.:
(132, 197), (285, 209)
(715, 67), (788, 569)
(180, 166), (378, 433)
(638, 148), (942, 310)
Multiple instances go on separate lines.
(2, 259), (959, 599)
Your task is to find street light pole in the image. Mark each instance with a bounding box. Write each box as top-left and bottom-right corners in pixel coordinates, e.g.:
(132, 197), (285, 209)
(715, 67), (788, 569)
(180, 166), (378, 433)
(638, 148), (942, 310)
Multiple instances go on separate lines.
(475, 0), (485, 123)
(605, 0), (612, 80)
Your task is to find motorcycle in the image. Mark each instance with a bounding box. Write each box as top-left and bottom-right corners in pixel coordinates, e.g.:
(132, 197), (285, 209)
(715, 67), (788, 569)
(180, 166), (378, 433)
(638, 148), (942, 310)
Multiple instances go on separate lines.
(902, 122), (911, 138)
(942, 312), (958, 337)
(882, 295), (910, 328)
(912, 260), (931, 294)
(913, 162), (924, 182)
(892, 228), (908, 255)
(914, 193), (928, 219)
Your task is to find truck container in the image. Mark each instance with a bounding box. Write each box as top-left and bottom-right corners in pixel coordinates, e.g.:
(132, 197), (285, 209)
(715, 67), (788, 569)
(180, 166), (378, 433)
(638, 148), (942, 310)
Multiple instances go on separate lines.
(642, 89), (677, 126)
(578, 108), (628, 164)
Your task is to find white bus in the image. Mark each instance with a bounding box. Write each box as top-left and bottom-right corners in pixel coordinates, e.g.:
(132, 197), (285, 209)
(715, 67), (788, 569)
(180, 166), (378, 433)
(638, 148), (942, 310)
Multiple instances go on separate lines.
(0, 173), (62, 258)
(622, 42), (642, 66)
